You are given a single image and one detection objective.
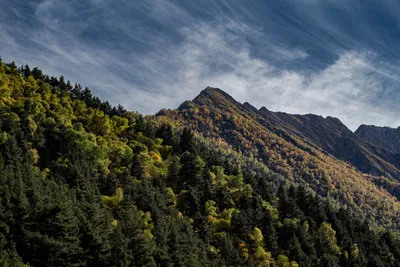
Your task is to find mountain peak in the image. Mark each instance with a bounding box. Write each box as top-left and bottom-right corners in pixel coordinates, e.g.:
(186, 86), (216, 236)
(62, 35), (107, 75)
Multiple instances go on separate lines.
(196, 86), (233, 99)
(356, 124), (400, 132)
(259, 106), (270, 112)
(325, 116), (350, 130)
(355, 124), (400, 154)
(243, 102), (259, 113)
(192, 87), (239, 107)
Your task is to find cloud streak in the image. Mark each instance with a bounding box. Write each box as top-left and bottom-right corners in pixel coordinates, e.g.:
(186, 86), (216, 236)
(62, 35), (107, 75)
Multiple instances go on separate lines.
(1, 0), (400, 130)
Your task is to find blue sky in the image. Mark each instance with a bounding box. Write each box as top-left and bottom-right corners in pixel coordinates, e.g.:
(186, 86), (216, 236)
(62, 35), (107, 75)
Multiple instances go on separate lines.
(1, 0), (400, 130)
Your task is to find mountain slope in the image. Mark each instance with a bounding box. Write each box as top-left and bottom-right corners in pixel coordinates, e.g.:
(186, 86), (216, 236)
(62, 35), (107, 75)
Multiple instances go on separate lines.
(2, 61), (400, 266)
(356, 125), (400, 154)
(161, 87), (400, 227)
(255, 107), (400, 180)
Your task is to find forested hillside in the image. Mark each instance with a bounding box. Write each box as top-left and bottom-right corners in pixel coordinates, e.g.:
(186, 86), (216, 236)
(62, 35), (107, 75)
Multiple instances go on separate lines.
(1, 60), (400, 267)
(161, 87), (400, 227)
(257, 106), (400, 181)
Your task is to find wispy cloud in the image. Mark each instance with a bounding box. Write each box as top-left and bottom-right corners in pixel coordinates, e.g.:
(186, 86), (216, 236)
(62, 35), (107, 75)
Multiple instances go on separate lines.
(1, 0), (400, 130)
(145, 23), (400, 130)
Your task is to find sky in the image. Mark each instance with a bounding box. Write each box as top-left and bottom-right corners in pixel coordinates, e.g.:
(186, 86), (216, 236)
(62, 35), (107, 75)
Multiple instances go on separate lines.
(1, 0), (400, 130)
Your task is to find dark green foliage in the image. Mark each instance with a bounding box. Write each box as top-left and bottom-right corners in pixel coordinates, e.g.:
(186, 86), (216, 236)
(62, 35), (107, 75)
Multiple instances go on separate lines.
(0, 61), (400, 266)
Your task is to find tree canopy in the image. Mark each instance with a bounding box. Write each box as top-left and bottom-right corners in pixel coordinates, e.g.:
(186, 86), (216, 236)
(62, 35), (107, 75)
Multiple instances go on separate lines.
(0, 60), (399, 266)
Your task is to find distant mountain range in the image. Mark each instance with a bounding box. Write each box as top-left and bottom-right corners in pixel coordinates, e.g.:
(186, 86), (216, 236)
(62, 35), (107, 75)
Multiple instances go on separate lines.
(173, 87), (400, 181)
(356, 125), (400, 154)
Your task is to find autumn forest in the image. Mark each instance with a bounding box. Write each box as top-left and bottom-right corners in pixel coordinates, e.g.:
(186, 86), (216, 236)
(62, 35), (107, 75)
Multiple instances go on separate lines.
(1, 59), (400, 267)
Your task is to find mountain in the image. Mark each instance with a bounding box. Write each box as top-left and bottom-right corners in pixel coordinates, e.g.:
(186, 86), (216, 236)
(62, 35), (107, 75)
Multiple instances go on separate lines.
(2, 62), (400, 267)
(255, 105), (400, 181)
(356, 125), (400, 154)
(163, 87), (400, 221)
(190, 87), (400, 183)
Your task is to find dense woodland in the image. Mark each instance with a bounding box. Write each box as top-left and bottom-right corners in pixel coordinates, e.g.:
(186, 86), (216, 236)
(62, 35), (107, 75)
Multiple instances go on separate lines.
(0, 59), (400, 266)
(161, 88), (400, 229)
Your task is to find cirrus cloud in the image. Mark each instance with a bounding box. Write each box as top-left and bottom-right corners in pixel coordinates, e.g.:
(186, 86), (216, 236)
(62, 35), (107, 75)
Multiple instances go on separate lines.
(1, 0), (400, 130)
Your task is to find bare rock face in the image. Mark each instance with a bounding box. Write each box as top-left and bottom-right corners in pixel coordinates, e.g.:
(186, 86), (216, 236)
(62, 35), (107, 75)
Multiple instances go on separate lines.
(356, 125), (400, 154)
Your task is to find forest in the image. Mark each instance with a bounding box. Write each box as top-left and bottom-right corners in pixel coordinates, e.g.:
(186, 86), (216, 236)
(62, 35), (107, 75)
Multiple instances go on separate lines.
(0, 59), (400, 266)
